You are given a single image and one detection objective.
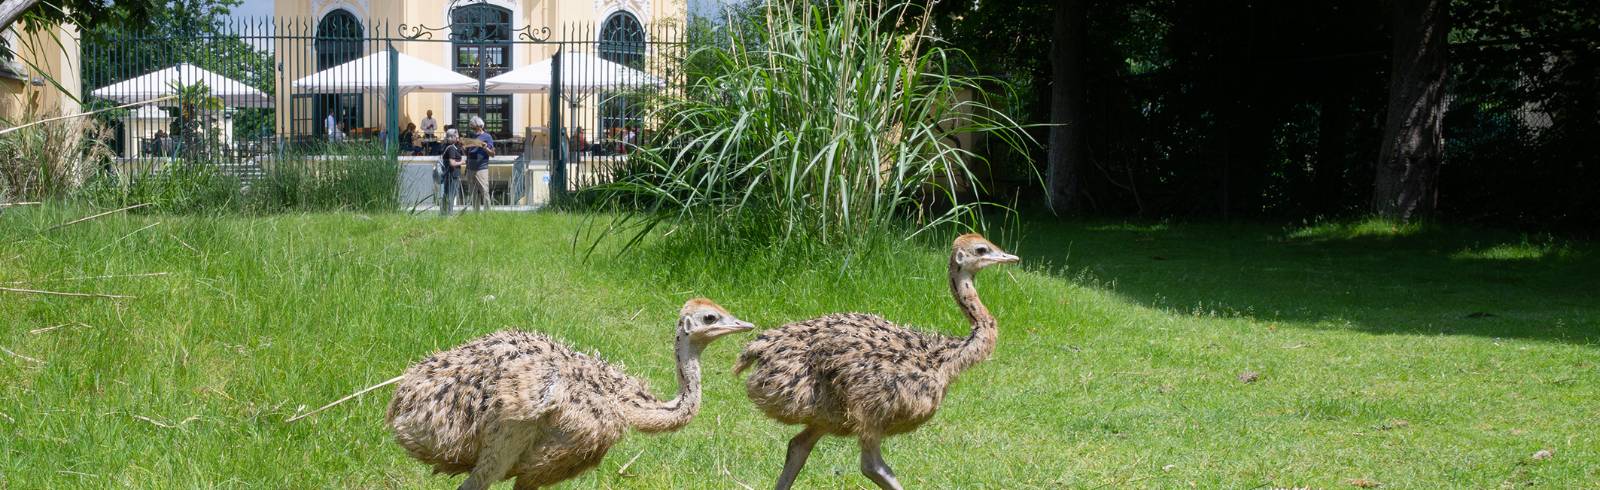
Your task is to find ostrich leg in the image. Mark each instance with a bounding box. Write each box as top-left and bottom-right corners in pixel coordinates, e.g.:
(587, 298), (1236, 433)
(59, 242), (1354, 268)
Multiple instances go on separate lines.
(511, 477), (540, 490)
(458, 424), (535, 490)
(773, 427), (824, 490)
(858, 436), (903, 490)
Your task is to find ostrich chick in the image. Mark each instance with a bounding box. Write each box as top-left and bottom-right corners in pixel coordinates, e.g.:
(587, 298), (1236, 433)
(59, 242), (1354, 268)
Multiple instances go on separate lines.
(734, 234), (1019, 490)
(387, 298), (754, 490)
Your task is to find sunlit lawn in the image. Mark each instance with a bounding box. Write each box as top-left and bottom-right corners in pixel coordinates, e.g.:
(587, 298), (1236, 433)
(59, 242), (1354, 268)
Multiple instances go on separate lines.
(1, 208), (1596, 488)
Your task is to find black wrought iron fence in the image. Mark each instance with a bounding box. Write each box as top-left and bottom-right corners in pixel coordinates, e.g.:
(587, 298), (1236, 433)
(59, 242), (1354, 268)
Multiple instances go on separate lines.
(81, 16), (684, 209)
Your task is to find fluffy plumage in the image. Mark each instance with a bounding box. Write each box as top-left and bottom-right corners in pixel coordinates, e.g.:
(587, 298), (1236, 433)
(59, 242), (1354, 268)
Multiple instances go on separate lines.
(735, 234), (1020, 490)
(387, 299), (752, 489)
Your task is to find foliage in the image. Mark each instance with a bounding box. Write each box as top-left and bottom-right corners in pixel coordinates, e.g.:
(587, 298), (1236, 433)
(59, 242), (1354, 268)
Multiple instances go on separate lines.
(170, 81), (225, 160)
(248, 142), (400, 214)
(79, 0), (276, 144)
(596, 0), (1032, 254)
(86, 159), (245, 215)
(932, 0), (1600, 229)
(0, 110), (114, 201)
(82, 141), (399, 215)
(4, 0), (159, 35)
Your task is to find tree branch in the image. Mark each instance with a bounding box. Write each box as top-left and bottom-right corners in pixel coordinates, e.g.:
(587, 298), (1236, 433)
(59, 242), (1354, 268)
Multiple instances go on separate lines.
(0, 0), (43, 33)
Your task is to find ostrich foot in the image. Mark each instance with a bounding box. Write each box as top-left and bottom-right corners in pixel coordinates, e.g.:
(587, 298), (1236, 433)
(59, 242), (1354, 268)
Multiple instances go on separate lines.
(859, 437), (903, 490)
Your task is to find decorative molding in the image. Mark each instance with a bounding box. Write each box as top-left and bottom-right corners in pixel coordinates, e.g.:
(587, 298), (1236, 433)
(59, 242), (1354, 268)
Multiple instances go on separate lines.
(312, 0), (370, 25)
(597, 0), (651, 24)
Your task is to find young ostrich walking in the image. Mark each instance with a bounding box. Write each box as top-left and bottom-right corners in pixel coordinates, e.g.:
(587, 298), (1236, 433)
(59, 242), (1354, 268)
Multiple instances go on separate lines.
(387, 299), (754, 490)
(734, 234), (1019, 490)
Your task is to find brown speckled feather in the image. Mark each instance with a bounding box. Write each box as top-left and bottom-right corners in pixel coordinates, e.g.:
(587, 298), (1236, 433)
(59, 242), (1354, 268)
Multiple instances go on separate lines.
(736, 312), (969, 437)
(386, 299), (752, 490)
(735, 234), (1019, 490)
(387, 331), (633, 486)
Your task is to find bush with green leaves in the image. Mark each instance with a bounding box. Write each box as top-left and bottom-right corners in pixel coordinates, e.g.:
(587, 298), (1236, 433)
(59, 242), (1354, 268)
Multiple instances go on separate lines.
(596, 0), (1031, 253)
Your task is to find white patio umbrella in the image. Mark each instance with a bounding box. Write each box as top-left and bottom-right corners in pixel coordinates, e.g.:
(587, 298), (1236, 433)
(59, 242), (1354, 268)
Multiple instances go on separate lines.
(486, 53), (664, 93)
(91, 63), (272, 108)
(293, 51), (480, 94)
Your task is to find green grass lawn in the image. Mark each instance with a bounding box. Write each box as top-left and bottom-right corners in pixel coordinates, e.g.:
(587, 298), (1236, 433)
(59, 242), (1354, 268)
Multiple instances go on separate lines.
(1, 209), (1596, 488)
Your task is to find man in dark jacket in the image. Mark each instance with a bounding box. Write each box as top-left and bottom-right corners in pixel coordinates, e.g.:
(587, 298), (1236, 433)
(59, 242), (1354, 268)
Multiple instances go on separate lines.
(439, 129), (465, 216)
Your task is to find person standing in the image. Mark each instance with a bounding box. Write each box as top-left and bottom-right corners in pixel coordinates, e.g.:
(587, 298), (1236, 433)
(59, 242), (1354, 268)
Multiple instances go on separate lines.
(464, 116), (496, 212)
(420, 110), (438, 138)
(325, 112), (338, 141)
(438, 129), (465, 216)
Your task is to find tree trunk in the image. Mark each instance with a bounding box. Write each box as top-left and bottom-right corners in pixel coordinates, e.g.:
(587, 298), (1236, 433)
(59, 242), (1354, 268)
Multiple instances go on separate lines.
(1046, 0), (1086, 214)
(1372, 0), (1448, 220)
(0, 0), (43, 32)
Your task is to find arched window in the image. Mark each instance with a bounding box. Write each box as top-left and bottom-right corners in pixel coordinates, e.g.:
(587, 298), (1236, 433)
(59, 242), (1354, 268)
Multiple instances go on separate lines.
(599, 12), (646, 135)
(452, 3), (514, 138)
(599, 11), (645, 68)
(315, 10), (362, 70)
(313, 9), (363, 139)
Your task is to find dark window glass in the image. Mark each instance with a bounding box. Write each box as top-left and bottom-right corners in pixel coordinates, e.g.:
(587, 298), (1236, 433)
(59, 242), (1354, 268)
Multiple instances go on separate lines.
(451, 4), (513, 139)
(451, 4), (512, 78)
(599, 12), (646, 132)
(314, 10), (363, 136)
(315, 10), (362, 70)
(454, 94), (512, 139)
(599, 12), (645, 68)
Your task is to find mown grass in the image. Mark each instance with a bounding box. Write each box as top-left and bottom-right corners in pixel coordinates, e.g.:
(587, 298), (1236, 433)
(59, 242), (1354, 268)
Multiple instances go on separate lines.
(1, 209), (1596, 488)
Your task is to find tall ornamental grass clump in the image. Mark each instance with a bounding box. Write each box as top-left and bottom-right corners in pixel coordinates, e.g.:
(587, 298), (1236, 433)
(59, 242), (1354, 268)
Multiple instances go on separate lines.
(0, 111), (114, 202)
(597, 0), (1031, 253)
(84, 141), (400, 215)
(250, 141), (399, 213)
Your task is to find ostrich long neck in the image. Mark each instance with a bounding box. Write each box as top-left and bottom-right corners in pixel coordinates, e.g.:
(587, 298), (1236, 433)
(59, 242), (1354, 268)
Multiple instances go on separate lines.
(942, 255), (997, 378)
(621, 330), (704, 433)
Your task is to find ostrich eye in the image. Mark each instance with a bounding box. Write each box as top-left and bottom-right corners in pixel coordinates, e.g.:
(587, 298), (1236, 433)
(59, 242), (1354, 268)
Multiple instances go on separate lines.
(701, 314), (717, 325)
(975, 246), (990, 255)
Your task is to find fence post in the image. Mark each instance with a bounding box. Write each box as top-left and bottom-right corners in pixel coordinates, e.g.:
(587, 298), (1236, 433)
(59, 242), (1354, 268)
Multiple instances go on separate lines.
(549, 47), (566, 204)
(386, 41), (400, 165)
(516, 126), (532, 205)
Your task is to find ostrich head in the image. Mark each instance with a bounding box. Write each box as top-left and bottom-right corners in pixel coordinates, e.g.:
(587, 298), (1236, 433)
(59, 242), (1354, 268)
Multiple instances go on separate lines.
(678, 298), (755, 345)
(951, 233), (1020, 273)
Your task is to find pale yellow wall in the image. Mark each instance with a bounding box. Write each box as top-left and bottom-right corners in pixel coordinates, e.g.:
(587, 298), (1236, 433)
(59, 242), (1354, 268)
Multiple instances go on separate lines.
(275, 0), (686, 137)
(0, 23), (82, 121)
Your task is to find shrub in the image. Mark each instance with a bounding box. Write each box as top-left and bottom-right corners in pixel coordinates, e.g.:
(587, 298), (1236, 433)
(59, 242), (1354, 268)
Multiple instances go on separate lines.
(0, 110), (114, 201)
(248, 142), (398, 213)
(595, 0), (1032, 254)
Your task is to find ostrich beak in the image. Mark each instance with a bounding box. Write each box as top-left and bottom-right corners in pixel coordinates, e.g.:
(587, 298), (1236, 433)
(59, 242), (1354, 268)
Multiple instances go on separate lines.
(706, 320), (755, 338)
(993, 252), (1020, 264)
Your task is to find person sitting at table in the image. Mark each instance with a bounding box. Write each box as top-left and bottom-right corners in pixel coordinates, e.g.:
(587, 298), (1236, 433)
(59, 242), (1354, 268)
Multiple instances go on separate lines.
(399, 123), (422, 155)
(622, 124), (638, 153)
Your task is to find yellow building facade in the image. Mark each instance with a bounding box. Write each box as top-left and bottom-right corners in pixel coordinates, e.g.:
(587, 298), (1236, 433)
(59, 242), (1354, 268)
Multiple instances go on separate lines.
(0, 24), (82, 122)
(273, 0), (685, 139)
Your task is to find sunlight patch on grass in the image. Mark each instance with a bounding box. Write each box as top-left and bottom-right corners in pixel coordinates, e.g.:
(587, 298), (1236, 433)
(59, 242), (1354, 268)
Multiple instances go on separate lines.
(1286, 218), (1424, 241)
(1451, 241), (1577, 261)
(1086, 222), (1171, 233)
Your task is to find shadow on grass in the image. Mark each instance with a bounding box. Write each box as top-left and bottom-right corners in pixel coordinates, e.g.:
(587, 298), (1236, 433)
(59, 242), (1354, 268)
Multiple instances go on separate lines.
(1012, 218), (1600, 345)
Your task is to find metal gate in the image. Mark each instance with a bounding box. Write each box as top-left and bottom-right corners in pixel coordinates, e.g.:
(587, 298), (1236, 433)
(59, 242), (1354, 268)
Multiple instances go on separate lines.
(82, 14), (683, 209)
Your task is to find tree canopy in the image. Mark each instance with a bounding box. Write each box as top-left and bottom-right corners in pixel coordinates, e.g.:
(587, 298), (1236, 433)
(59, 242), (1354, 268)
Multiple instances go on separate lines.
(933, 0), (1599, 228)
